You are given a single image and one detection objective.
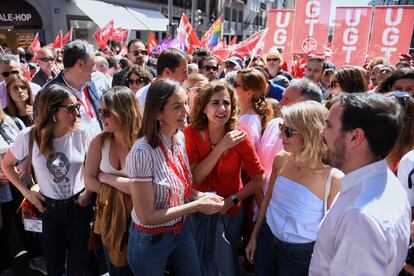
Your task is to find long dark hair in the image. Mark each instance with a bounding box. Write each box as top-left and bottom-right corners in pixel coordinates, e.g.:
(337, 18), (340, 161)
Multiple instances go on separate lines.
(138, 79), (183, 148)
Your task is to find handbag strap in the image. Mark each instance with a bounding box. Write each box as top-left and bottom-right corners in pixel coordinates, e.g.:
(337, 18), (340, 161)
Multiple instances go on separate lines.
(26, 129), (35, 186)
(323, 168), (335, 216)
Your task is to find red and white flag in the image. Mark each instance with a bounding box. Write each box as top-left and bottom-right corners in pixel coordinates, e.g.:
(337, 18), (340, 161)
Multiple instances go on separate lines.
(233, 29), (268, 58)
(331, 7), (373, 67)
(147, 33), (158, 55)
(28, 32), (41, 56)
(62, 28), (73, 47)
(94, 20), (114, 49)
(292, 0), (332, 55)
(230, 35), (237, 46)
(368, 6), (414, 64)
(111, 27), (124, 43)
(177, 13), (201, 54)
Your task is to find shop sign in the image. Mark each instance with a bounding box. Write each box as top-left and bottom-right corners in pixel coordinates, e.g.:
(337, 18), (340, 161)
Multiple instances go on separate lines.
(0, 2), (42, 27)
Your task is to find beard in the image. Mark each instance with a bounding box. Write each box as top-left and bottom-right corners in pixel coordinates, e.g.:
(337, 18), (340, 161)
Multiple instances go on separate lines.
(322, 133), (346, 169)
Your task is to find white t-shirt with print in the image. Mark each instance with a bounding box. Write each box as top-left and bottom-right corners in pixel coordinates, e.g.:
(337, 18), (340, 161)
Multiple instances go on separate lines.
(10, 124), (92, 200)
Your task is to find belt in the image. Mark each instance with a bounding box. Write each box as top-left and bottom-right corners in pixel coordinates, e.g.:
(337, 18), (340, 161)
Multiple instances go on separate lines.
(43, 192), (81, 208)
(133, 221), (184, 235)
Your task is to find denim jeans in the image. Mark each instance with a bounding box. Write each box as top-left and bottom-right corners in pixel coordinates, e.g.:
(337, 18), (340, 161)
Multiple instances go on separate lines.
(255, 222), (315, 276)
(127, 222), (202, 276)
(102, 245), (133, 276)
(39, 196), (98, 276)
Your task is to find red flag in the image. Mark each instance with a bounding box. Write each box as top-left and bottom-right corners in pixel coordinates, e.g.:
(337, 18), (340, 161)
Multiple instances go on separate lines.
(62, 28), (73, 47)
(211, 47), (234, 62)
(230, 35), (237, 46)
(122, 29), (130, 44)
(177, 14), (201, 54)
(94, 20), (114, 49)
(48, 30), (62, 49)
(368, 6), (414, 64)
(292, 0), (331, 55)
(111, 27), (124, 43)
(147, 33), (158, 55)
(28, 32), (41, 57)
(233, 29), (268, 57)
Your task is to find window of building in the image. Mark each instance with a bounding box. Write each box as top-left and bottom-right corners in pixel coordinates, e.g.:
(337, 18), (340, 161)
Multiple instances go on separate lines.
(224, 7), (231, 20)
(238, 10), (243, 23)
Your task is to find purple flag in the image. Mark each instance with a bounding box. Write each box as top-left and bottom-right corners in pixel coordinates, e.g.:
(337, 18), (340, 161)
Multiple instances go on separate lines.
(150, 34), (171, 57)
(166, 36), (187, 53)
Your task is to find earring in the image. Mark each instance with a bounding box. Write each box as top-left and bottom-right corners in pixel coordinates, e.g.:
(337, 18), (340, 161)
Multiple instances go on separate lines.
(53, 115), (56, 122)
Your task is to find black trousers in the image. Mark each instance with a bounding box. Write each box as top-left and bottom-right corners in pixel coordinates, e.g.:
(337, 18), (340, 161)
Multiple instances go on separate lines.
(39, 195), (98, 276)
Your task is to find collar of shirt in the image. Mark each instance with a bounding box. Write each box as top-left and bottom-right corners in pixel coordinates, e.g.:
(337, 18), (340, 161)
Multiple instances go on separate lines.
(341, 159), (387, 194)
(158, 131), (179, 152)
(61, 71), (86, 97)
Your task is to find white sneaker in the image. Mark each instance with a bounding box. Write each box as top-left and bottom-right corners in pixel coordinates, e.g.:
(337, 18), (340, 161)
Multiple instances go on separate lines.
(29, 257), (47, 275)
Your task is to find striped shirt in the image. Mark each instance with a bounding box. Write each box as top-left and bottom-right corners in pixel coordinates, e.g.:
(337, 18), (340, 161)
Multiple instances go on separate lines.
(126, 131), (191, 228)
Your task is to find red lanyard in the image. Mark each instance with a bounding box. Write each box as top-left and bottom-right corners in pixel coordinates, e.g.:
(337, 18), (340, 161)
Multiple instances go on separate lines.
(157, 137), (191, 201)
(76, 87), (94, 119)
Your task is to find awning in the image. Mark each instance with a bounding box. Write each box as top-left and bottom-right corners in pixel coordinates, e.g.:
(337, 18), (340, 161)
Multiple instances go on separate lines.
(74, 0), (148, 30)
(125, 7), (169, 32)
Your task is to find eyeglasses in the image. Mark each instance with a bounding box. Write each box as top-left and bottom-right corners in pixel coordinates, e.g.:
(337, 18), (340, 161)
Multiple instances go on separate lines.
(127, 78), (142, 85)
(98, 108), (112, 118)
(1, 70), (20, 78)
(131, 50), (148, 56)
(279, 123), (300, 138)
(39, 57), (55, 62)
(203, 65), (218, 72)
(59, 103), (81, 113)
(328, 80), (339, 89)
(12, 84), (27, 90)
(266, 58), (280, 62)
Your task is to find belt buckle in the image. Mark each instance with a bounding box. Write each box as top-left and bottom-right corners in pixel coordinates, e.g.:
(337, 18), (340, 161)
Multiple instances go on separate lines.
(172, 222), (183, 234)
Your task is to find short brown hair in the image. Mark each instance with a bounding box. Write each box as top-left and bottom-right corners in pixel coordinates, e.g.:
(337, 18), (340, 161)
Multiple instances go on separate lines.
(191, 81), (238, 132)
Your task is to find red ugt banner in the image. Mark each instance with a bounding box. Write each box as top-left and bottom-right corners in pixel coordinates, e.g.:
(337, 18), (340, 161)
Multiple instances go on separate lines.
(331, 7), (373, 67)
(264, 10), (295, 68)
(368, 6), (414, 64)
(292, 0), (331, 55)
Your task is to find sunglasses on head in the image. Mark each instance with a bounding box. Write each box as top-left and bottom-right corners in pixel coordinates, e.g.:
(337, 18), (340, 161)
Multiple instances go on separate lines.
(279, 123), (300, 138)
(98, 108), (112, 118)
(188, 87), (202, 93)
(1, 70), (20, 78)
(131, 50), (148, 56)
(225, 62), (236, 67)
(266, 58), (280, 62)
(203, 65), (218, 72)
(59, 103), (81, 113)
(127, 78), (142, 85)
(39, 57), (55, 62)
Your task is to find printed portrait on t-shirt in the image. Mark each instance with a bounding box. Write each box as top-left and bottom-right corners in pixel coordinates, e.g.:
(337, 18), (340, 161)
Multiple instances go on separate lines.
(46, 152), (70, 184)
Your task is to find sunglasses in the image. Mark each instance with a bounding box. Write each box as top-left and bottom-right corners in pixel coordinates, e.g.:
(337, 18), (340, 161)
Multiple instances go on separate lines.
(328, 80), (339, 89)
(266, 58), (280, 62)
(131, 50), (148, 56)
(203, 65), (218, 72)
(279, 123), (300, 138)
(225, 62), (236, 67)
(127, 78), (142, 85)
(59, 103), (81, 113)
(98, 108), (112, 118)
(39, 57), (55, 62)
(1, 70), (20, 78)
(12, 84), (27, 90)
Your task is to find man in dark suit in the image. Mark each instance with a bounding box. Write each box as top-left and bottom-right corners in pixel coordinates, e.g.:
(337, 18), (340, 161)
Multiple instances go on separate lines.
(111, 39), (156, 86)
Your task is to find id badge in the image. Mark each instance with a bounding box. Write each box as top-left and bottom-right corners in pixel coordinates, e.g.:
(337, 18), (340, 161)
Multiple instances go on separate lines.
(24, 218), (43, 233)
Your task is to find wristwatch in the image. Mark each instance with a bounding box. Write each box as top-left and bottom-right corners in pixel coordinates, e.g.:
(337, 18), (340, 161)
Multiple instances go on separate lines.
(230, 194), (239, 205)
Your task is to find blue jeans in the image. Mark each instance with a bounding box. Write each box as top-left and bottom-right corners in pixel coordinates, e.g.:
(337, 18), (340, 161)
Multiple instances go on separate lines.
(127, 222), (202, 276)
(255, 222), (315, 276)
(102, 245), (133, 276)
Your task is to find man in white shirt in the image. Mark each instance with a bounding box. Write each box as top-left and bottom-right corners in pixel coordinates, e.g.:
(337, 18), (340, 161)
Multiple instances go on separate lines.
(310, 93), (411, 275)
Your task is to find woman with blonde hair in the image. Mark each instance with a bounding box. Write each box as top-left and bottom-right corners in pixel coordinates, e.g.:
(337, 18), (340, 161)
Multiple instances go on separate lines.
(5, 74), (34, 127)
(2, 84), (97, 275)
(85, 86), (142, 275)
(183, 73), (208, 116)
(246, 101), (342, 276)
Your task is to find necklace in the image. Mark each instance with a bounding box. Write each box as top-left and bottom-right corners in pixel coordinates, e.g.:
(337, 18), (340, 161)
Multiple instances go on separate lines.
(209, 137), (217, 149)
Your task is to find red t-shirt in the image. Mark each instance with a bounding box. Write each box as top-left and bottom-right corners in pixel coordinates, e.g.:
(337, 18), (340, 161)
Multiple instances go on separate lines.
(184, 125), (264, 216)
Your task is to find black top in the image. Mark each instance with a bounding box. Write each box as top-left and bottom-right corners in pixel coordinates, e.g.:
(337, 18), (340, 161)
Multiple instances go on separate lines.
(31, 69), (55, 87)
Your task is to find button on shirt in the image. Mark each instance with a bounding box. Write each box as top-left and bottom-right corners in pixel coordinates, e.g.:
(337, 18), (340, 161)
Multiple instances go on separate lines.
(309, 160), (411, 276)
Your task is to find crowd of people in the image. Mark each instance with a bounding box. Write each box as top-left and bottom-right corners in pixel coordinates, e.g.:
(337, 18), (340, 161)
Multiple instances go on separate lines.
(0, 37), (413, 276)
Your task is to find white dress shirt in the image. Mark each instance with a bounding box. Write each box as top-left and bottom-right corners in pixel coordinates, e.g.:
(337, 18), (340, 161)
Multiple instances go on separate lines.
(398, 150), (414, 207)
(309, 159), (411, 276)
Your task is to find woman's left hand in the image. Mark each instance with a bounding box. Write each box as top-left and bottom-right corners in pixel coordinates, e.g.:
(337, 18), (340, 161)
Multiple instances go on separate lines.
(98, 172), (108, 183)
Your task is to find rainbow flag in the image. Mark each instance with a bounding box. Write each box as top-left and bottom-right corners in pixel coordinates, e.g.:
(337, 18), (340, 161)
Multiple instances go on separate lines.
(201, 16), (223, 49)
